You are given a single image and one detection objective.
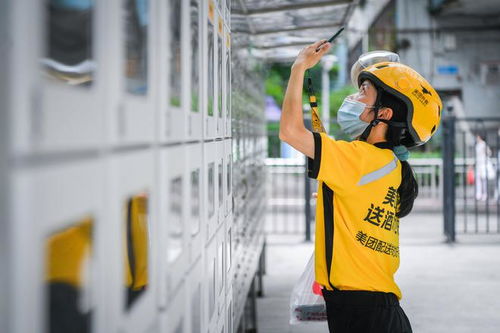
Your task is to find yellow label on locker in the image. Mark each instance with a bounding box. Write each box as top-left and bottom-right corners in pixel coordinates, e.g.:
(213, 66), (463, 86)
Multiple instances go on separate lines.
(209, 0), (214, 22)
(226, 33), (230, 48)
(45, 216), (93, 287)
(218, 17), (223, 35)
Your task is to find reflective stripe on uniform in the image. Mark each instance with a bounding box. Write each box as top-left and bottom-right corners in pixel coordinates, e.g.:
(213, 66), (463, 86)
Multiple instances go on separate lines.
(357, 155), (398, 186)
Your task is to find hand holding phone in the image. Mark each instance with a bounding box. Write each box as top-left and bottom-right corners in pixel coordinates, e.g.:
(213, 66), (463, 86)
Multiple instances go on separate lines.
(315, 26), (345, 52)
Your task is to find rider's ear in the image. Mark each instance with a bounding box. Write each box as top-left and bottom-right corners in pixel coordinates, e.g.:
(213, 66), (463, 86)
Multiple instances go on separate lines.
(378, 107), (393, 120)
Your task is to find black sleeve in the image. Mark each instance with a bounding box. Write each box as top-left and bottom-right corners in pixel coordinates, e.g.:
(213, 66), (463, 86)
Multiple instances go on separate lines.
(307, 132), (322, 179)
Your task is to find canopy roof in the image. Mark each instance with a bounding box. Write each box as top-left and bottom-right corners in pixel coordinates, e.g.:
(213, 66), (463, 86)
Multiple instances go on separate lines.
(231, 0), (357, 61)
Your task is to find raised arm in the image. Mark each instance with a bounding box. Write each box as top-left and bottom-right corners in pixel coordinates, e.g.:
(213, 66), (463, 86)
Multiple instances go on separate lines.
(279, 40), (331, 159)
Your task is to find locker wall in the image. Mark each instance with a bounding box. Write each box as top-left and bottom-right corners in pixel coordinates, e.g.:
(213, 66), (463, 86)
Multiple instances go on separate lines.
(1, 0), (267, 332)
(0, 2), (10, 333)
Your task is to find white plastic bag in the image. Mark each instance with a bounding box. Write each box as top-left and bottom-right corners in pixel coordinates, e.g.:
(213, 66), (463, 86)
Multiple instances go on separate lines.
(289, 253), (327, 324)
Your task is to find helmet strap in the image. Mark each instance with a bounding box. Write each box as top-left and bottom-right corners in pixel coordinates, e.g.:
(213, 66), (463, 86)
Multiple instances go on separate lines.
(359, 87), (407, 141)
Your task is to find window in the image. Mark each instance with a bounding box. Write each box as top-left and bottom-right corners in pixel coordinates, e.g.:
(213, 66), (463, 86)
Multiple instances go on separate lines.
(169, 0), (182, 106)
(44, 0), (94, 86)
(207, 13), (215, 116)
(191, 169), (200, 236)
(125, 0), (149, 95)
(190, 0), (200, 112)
(226, 40), (231, 124)
(218, 243), (224, 294)
(209, 258), (216, 318)
(191, 283), (201, 333)
(208, 163), (215, 218)
(227, 156), (231, 195)
(227, 302), (232, 333)
(218, 162), (223, 207)
(226, 230), (231, 272)
(168, 177), (183, 262)
(217, 31), (223, 118)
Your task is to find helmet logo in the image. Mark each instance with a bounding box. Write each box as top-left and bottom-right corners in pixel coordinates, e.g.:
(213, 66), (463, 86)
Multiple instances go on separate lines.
(420, 84), (432, 96)
(412, 88), (429, 106)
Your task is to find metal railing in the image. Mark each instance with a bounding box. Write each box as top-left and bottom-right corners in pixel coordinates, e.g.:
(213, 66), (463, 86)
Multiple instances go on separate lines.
(442, 112), (500, 242)
(265, 158), (314, 236)
(265, 157), (445, 237)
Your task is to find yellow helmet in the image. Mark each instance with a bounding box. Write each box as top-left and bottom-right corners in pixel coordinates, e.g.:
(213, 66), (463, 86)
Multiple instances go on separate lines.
(358, 62), (442, 147)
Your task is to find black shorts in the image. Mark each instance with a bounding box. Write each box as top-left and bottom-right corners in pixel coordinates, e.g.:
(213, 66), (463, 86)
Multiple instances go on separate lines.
(322, 287), (413, 333)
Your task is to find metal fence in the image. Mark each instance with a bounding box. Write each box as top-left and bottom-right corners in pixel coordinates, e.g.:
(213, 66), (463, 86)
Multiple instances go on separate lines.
(265, 156), (444, 237)
(265, 158), (315, 236)
(266, 115), (500, 242)
(442, 113), (500, 241)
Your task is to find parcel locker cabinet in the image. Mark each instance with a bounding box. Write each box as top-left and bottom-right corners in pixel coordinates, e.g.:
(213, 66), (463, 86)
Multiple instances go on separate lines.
(10, 160), (104, 333)
(158, 145), (188, 309)
(108, 150), (157, 333)
(106, 0), (158, 146)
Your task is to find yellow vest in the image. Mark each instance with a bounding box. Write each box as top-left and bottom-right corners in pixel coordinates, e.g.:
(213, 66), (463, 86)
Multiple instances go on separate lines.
(308, 132), (403, 299)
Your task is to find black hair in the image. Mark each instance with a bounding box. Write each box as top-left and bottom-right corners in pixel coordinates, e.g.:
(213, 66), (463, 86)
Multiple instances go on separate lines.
(378, 91), (418, 218)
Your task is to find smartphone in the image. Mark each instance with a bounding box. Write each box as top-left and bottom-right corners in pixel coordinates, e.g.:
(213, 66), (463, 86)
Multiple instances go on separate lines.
(315, 26), (345, 52)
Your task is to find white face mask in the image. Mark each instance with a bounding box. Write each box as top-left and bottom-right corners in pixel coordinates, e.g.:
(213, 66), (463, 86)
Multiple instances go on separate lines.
(337, 97), (375, 138)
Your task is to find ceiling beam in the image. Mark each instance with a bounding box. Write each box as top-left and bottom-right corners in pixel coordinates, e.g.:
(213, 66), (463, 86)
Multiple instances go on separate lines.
(238, 41), (316, 50)
(341, 2), (357, 26)
(232, 22), (344, 36)
(231, 0), (352, 16)
(235, 0), (256, 34)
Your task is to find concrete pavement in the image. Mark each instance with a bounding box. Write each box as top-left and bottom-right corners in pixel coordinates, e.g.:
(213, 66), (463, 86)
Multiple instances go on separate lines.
(256, 211), (500, 332)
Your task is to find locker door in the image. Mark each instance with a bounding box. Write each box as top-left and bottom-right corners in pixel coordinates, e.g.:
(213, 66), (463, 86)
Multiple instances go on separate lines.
(204, 0), (220, 140)
(158, 146), (188, 309)
(13, 1), (107, 153)
(11, 160), (103, 333)
(205, 237), (218, 332)
(108, 150), (157, 333)
(204, 141), (218, 241)
(215, 10), (225, 138)
(224, 139), (232, 217)
(161, 282), (186, 333)
(216, 144), (225, 227)
(186, 258), (204, 333)
(107, 0), (158, 145)
(187, 0), (203, 141)
(187, 143), (203, 263)
(216, 227), (226, 317)
(158, 0), (188, 144)
(223, 30), (232, 139)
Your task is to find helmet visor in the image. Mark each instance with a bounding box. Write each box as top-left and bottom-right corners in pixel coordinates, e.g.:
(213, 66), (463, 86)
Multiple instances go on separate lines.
(350, 50), (400, 87)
